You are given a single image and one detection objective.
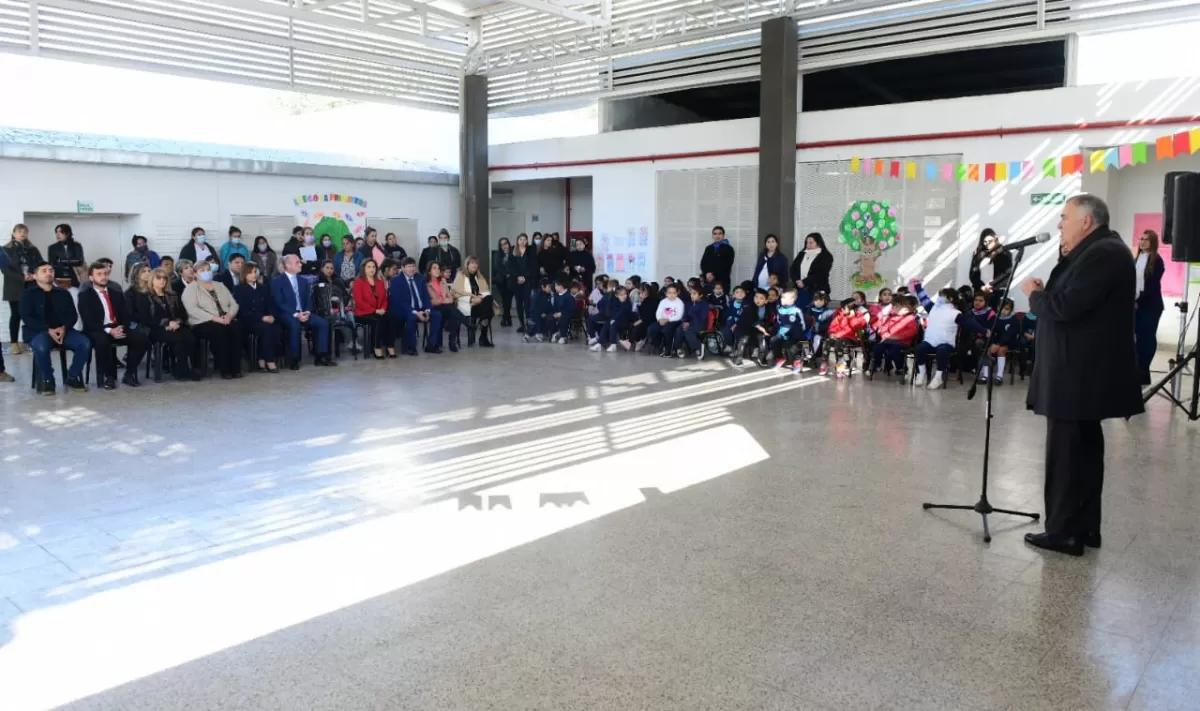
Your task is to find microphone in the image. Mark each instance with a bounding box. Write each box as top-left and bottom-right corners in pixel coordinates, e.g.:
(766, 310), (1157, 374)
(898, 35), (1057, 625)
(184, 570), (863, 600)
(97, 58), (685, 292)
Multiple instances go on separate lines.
(1003, 232), (1052, 251)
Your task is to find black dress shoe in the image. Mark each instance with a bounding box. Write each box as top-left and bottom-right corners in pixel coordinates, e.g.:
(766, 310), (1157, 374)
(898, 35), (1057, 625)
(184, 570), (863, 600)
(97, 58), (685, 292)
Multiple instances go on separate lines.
(37, 380), (56, 396)
(405, 348), (419, 356)
(101, 378), (117, 390)
(122, 373), (141, 387)
(233, 371), (245, 378)
(1084, 532), (1102, 549)
(1024, 532), (1084, 557)
(387, 351), (398, 359)
(425, 345), (443, 354)
(289, 362), (300, 371)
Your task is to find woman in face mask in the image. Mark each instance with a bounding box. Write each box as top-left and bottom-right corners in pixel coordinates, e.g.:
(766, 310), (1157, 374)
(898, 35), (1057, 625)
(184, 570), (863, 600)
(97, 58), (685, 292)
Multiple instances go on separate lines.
(180, 227), (219, 269)
(124, 235), (161, 283)
(316, 233), (337, 262)
(180, 260), (243, 380)
(251, 236), (277, 282)
(219, 226), (251, 272)
(435, 228), (462, 280)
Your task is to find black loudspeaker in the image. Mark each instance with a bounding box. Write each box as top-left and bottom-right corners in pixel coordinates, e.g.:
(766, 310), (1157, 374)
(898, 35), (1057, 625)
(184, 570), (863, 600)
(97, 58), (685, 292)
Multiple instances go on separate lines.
(1162, 171), (1191, 245)
(1169, 171), (1200, 263)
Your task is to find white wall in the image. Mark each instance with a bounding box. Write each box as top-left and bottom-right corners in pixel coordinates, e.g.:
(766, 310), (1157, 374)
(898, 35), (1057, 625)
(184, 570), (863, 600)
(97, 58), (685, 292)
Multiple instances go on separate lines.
(490, 178), (566, 237)
(568, 177), (592, 232)
(0, 159), (459, 266)
(490, 75), (1200, 322)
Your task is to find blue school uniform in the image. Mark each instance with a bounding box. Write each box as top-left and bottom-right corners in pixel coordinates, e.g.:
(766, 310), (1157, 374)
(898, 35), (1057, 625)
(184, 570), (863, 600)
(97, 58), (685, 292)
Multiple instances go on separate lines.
(673, 299), (711, 353)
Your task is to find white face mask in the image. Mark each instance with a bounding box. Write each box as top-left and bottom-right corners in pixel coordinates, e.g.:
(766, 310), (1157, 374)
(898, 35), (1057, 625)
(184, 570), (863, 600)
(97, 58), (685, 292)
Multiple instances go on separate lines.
(231, 236), (241, 244)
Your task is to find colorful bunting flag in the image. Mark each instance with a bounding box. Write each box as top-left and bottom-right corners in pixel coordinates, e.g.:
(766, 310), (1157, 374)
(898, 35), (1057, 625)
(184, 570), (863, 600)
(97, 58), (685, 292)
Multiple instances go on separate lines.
(1103, 148), (1120, 170)
(995, 162), (1008, 181)
(1089, 150), (1106, 173)
(984, 163), (996, 181)
(1118, 144), (1133, 167)
(1066, 153), (1084, 175)
(956, 164), (968, 182)
(905, 162), (917, 179)
(890, 161), (901, 178)
(968, 164), (980, 181)
(874, 159), (885, 176)
(1193, 128), (1200, 154)
(850, 157), (861, 173)
(1008, 161), (1022, 180)
(1132, 143), (1148, 164)
(1174, 131), (1191, 157)
(1156, 135), (1175, 160)
(942, 164), (954, 181)
(1043, 158), (1056, 178)
(925, 163), (937, 180)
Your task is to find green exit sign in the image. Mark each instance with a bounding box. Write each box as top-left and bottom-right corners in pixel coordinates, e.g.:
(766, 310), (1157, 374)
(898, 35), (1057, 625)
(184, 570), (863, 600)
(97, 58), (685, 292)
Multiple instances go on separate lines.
(76, 200), (94, 213)
(1031, 193), (1066, 206)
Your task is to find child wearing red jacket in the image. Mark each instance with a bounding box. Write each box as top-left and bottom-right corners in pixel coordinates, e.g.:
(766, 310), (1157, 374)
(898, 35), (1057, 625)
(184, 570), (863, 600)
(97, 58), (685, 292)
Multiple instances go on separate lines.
(822, 298), (870, 377)
(868, 295), (920, 376)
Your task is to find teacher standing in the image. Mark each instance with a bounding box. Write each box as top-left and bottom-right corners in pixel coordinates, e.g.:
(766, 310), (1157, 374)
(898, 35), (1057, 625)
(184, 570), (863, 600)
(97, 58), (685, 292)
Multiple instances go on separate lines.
(1020, 194), (1143, 557)
(1134, 229), (1165, 385)
(790, 232), (833, 305)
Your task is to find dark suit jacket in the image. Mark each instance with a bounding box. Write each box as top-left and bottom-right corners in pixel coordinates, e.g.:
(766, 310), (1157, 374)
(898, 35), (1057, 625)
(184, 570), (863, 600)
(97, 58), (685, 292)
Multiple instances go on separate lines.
(790, 250), (833, 296)
(79, 285), (133, 332)
(700, 242), (736, 288)
(389, 273), (431, 315)
(270, 273), (313, 317)
(234, 283), (272, 324)
(1026, 227), (1144, 421)
(20, 285), (79, 339)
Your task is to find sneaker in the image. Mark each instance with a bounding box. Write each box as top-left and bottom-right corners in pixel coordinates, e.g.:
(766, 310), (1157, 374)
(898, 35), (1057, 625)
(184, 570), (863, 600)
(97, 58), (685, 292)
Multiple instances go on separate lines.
(773, 358), (786, 369)
(697, 344), (705, 360)
(66, 376), (88, 392)
(587, 336), (599, 346)
(792, 360), (804, 374)
(37, 380), (55, 396)
(0, 371), (13, 383)
(732, 356), (745, 368)
(619, 339), (632, 351)
(818, 362), (828, 376)
(535, 333), (545, 342)
(928, 372), (944, 390)
(589, 343), (601, 352)
(522, 334), (532, 343)
(606, 344), (618, 353)
(659, 350), (671, 358)
(835, 363), (848, 378)
(993, 375), (1004, 385)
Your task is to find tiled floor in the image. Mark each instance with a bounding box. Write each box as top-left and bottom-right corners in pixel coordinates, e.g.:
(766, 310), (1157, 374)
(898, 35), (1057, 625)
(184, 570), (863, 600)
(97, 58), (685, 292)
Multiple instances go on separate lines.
(0, 333), (1198, 710)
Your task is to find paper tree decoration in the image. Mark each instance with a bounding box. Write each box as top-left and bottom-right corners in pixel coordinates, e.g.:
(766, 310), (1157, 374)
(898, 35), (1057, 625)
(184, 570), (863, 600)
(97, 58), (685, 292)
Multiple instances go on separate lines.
(313, 215), (352, 246)
(839, 200), (900, 290)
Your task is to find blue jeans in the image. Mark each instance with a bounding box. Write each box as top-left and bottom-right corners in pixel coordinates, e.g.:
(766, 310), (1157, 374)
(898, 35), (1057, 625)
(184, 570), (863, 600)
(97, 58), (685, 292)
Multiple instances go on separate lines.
(646, 321), (680, 352)
(29, 330), (91, 382)
(914, 341), (954, 373)
(599, 321), (622, 347)
(871, 341), (906, 372)
(674, 324), (702, 352)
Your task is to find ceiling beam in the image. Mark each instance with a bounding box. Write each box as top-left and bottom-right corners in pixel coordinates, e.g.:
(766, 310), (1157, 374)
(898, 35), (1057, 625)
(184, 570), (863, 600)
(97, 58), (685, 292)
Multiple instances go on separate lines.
(500, 0), (610, 28)
(301, 0), (348, 11)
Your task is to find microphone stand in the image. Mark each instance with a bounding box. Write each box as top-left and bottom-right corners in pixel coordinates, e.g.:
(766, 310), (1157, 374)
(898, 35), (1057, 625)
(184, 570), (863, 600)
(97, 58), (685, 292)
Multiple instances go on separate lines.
(921, 245), (1041, 542)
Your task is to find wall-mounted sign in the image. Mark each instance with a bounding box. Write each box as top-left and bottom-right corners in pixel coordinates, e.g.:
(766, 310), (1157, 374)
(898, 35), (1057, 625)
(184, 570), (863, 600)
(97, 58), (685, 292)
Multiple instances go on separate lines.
(1030, 193), (1066, 206)
(76, 200), (94, 213)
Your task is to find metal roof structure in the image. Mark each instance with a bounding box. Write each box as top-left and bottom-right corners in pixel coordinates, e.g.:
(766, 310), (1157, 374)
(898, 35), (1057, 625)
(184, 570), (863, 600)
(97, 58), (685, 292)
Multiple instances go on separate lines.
(0, 0), (1195, 113)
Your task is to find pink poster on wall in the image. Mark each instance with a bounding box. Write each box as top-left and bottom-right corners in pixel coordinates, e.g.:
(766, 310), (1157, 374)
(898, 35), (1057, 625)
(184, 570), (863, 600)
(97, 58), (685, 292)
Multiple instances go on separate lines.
(1132, 213), (1186, 298)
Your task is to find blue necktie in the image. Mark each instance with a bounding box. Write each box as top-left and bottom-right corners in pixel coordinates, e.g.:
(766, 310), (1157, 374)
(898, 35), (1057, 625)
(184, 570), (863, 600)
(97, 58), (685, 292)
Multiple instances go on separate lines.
(408, 277), (419, 309)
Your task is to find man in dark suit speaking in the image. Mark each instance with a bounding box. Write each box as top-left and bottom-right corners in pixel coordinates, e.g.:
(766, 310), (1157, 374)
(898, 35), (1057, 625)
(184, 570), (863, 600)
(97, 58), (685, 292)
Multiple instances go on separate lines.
(1020, 194), (1144, 556)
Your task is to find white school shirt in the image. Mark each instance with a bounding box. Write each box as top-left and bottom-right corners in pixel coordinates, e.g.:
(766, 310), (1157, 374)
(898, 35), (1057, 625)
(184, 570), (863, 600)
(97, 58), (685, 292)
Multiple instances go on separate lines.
(656, 297), (684, 322)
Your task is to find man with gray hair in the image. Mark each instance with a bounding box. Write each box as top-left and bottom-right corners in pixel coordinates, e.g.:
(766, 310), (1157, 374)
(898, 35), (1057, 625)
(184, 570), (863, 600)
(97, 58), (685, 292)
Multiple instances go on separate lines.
(1020, 193), (1143, 556)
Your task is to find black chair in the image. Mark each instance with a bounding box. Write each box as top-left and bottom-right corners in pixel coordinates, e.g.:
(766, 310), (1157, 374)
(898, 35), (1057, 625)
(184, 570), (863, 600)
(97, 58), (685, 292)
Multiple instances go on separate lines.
(29, 345), (91, 389)
(352, 320), (377, 361)
(144, 341), (177, 383)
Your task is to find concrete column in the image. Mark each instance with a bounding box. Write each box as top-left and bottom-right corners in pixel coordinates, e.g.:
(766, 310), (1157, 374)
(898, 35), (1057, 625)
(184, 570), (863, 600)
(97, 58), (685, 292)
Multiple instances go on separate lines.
(757, 16), (799, 259)
(460, 73), (490, 279)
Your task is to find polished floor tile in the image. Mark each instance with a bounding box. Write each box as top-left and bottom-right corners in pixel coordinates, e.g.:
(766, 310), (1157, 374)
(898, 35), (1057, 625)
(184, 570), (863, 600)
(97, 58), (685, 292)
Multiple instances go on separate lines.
(0, 334), (1196, 710)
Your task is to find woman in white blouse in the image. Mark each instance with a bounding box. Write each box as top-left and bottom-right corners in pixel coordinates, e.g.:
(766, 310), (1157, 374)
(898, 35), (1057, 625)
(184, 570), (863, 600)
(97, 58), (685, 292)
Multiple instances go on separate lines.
(451, 256), (496, 347)
(182, 260), (243, 379)
(180, 227), (220, 270)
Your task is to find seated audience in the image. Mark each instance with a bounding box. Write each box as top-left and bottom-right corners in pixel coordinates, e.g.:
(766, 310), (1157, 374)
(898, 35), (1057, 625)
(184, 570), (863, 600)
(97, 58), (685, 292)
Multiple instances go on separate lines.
(770, 289), (807, 371)
(180, 227), (219, 270)
(523, 279), (555, 343)
(173, 259), (196, 296)
(586, 279), (617, 346)
(79, 261), (149, 389)
(627, 282), (659, 350)
(452, 256), (496, 347)
(388, 257), (440, 356)
(731, 288), (771, 368)
(232, 261), (281, 373)
(646, 283), (684, 357)
(673, 283), (711, 359)
(79, 258), (114, 294)
(426, 262), (460, 352)
(805, 291), (834, 357)
(707, 281), (729, 323)
(358, 228), (386, 267)
(981, 298), (1019, 384)
(131, 266), (203, 381)
(823, 298), (870, 377)
(351, 259), (396, 359)
(183, 260), (244, 380)
(383, 232), (407, 263)
(271, 254), (335, 368)
(591, 284), (632, 353)
(380, 258), (400, 285)
(546, 277), (575, 345)
(21, 262), (91, 394)
(314, 259), (354, 349)
(912, 283), (986, 389)
(159, 255), (175, 282)
(217, 253), (248, 291)
(719, 284), (748, 354)
(868, 295), (921, 377)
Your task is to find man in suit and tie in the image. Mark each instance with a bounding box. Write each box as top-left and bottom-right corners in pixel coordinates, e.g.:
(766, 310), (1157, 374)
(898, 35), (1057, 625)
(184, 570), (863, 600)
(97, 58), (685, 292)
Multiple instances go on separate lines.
(389, 257), (441, 356)
(271, 254), (335, 370)
(216, 253), (246, 292)
(79, 261), (149, 389)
